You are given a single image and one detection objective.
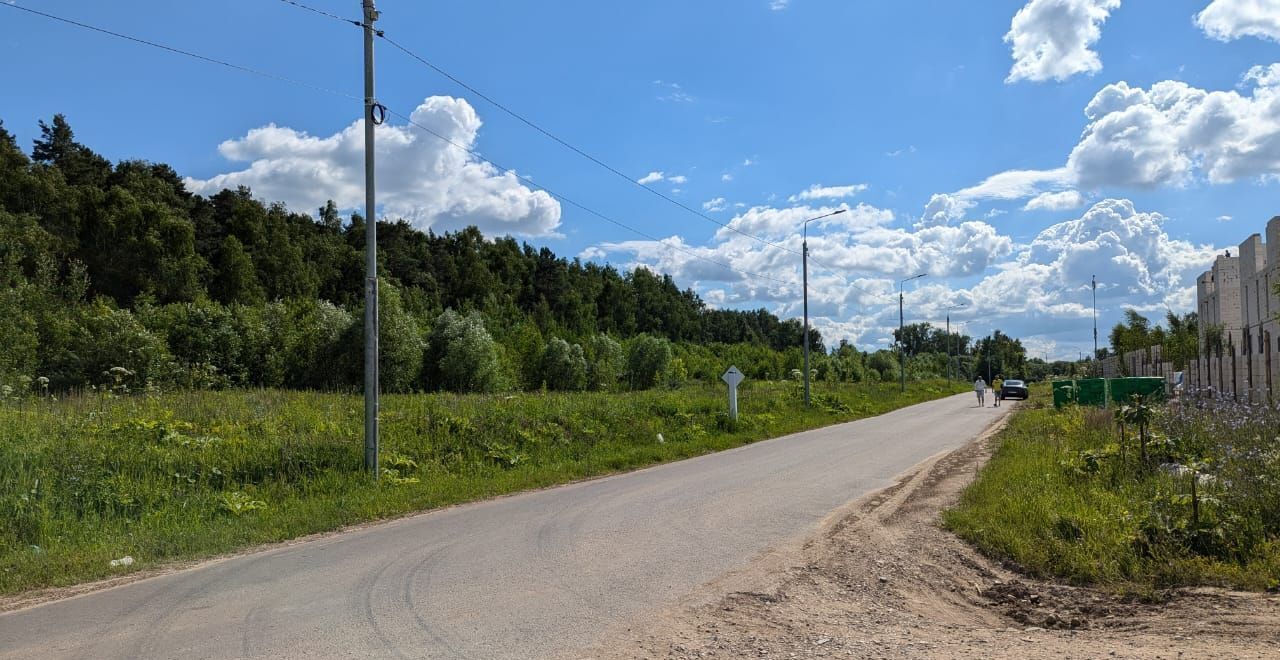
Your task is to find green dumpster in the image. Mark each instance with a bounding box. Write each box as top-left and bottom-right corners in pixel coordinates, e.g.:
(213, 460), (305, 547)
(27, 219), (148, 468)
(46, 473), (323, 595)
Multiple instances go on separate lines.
(1109, 376), (1138, 404)
(1076, 378), (1108, 407)
(1108, 377), (1167, 404)
(1051, 379), (1077, 408)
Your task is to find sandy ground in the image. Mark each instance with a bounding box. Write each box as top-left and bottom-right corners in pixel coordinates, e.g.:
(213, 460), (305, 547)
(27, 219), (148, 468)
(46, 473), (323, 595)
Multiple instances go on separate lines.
(599, 414), (1280, 659)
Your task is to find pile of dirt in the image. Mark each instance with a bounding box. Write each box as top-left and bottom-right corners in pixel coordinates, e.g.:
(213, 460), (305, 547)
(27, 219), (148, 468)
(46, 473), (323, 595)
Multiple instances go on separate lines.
(598, 417), (1280, 659)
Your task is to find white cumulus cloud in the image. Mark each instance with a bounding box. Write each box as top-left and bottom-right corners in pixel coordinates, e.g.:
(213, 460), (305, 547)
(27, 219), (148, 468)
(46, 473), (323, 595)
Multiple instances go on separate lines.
(1068, 66), (1280, 187)
(788, 183), (869, 202)
(1196, 0), (1280, 42)
(184, 96), (561, 237)
(1023, 198), (1218, 298)
(580, 196), (1216, 355)
(637, 171), (665, 184)
(919, 168), (1073, 226)
(1005, 0), (1121, 83)
(1023, 189), (1086, 211)
(702, 197), (728, 212)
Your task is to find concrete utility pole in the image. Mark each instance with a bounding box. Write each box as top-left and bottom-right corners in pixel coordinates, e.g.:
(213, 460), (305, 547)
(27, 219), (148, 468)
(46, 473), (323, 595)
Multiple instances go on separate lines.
(800, 209), (845, 407)
(802, 237), (809, 405)
(987, 332), (993, 383)
(362, 0), (380, 478)
(898, 273), (927, 393)
(945, 303), (966, 381)
(1092, 274), (1098, 362)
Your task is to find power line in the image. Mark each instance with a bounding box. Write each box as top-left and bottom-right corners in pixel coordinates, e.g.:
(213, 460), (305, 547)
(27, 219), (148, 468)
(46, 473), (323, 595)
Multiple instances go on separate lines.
(15, 0), (909, 301)
(273, 0), (899, 306)
(275, 0), (361, 27)
(377, 32), (898, 304)
(381, 108), (792, 287)
(4, 2), (792, 289)
(371, 31), (806, 259)
(1, 2), (359, 102)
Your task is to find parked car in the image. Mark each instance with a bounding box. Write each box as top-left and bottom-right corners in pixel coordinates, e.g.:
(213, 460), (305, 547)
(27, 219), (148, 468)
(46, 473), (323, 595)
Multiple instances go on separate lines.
(1000, 379), (1029, 400)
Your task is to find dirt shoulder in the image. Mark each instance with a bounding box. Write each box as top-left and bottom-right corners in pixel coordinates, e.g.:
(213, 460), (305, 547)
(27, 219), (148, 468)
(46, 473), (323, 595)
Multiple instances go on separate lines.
(600, 410), (1280, 659)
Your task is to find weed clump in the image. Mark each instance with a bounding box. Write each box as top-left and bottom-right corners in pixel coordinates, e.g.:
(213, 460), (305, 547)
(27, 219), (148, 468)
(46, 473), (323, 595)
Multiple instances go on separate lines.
(946, 388), (1280, 590)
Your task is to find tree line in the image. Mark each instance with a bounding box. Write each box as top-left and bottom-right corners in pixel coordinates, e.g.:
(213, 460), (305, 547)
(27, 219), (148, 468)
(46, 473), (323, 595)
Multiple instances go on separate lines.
(1, 115), (862, 394)
(1107, 309), (1199, 371)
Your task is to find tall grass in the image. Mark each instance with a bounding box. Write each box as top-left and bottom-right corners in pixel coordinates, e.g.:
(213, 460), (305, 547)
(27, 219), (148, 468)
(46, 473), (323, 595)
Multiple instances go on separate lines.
(945, 388), (1280, 591)
(0, 379), (965, 595)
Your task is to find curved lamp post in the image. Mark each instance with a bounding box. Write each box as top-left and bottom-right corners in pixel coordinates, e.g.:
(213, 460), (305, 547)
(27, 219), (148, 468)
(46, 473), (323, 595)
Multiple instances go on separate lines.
(801, 208), (847, 407)
(898, 273), (927, 393)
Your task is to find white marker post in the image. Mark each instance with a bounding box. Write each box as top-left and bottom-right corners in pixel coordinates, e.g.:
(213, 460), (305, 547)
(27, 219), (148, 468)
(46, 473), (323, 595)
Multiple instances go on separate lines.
(721, 366), (744, 421)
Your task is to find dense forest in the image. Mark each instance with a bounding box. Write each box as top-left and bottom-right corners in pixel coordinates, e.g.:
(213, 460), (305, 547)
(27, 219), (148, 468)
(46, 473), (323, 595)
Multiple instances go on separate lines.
(0, 116), (1053, 395)
(0, 115), (854, 393)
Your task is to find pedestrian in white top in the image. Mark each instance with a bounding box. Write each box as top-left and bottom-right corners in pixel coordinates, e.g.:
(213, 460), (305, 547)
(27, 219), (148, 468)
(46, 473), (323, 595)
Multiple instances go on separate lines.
(974, 378), (987, 407)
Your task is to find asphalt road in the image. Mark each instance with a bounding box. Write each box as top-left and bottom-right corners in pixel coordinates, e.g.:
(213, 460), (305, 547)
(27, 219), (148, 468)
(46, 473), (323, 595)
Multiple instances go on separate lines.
(1, 392), (1009, 659)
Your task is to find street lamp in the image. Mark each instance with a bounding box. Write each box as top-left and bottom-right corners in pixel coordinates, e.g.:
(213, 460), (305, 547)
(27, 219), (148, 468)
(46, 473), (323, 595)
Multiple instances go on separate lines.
(898, 273), (927, 393)
(944, 303), (966, 381)
(801, 208), (847, 407)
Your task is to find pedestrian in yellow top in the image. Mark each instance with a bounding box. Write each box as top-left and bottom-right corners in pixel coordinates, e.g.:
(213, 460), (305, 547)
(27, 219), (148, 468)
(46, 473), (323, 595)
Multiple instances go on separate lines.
(992, 376), (1004, 407)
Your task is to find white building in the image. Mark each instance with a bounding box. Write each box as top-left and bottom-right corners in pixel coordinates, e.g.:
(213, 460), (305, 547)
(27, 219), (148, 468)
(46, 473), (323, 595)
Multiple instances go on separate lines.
(1192, 216), (1280, 401)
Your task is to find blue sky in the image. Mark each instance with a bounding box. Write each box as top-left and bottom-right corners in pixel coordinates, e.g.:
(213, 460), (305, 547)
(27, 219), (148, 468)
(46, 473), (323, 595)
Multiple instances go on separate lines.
(4, 0), (1280, 359)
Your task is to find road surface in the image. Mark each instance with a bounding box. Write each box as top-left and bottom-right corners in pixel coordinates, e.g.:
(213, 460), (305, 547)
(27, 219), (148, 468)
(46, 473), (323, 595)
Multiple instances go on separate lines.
(0, 392), (1008, 659)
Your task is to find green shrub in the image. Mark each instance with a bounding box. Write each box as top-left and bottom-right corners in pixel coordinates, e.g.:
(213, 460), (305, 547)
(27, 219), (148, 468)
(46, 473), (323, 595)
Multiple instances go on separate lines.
(626, 334), (672, 389)
(275, 299), (353, 389)
(375, 286), (425, 393)
(424, 309), (501, 393)
(339, 283), (425, 393)
(139, 299), (244, 386)
(55, 302), (172, 390)
(542, 337), (587, 391)
(586, 334), (624, 391)
(867, 349), (897, 382)
(0, 279), (39, 389)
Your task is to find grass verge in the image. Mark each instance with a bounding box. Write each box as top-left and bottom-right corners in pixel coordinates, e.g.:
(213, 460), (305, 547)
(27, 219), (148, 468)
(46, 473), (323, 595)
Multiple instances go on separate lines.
(1, 379), (965, 596)
(944, 387), (1280, 592)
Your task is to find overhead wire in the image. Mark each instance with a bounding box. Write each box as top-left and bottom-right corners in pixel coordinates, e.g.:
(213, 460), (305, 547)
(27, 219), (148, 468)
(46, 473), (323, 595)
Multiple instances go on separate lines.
(373, 31), (806, 259)
(381, 108), (791, 286)
(275, 0), (361, 27)
(2, 2), (793, 289)
(274, 0), (902, 307)
(370, 20), (905, 306)
(267, 0), (810, 264)
(2, 2), (359, 102)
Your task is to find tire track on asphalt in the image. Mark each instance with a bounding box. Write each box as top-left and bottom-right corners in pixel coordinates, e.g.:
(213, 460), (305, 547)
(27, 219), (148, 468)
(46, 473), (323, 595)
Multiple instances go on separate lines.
(354, 558), (408, 659)
(115, 555), (264, 660)
(402, 543), (467, 659)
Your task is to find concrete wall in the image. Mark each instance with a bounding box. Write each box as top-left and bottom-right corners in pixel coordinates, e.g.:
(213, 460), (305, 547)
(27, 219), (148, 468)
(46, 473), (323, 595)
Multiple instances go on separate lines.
(1187, 216), (1280, 403)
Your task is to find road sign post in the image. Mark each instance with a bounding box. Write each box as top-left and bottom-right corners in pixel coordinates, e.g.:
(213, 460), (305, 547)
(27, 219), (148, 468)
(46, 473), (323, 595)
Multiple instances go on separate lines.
(721, 366), (744, 421)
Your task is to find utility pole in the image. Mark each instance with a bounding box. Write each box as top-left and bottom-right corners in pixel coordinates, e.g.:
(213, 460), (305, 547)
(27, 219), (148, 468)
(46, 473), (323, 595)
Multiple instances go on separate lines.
(802, 238), (809, 407)
(987, 332), (993, 383)
(362, 0), (380, 478)
(898, 273), (926, 393)
(1092, 275), (1098, 362)
(945, 303), (966, 381)
(799, 209), (845, 407)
